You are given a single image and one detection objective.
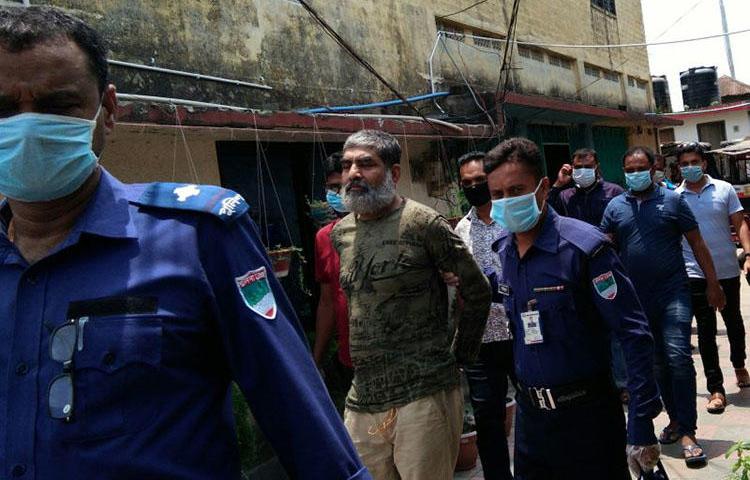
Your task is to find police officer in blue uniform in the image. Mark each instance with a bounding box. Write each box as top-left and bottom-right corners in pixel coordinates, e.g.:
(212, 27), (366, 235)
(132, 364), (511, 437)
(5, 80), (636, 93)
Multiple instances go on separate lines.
(484, 138), (662, 479)
(0, 7), (370, 480)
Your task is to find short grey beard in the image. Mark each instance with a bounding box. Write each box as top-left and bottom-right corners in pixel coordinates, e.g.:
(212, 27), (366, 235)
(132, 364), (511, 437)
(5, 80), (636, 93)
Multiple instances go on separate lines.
(342, 170), (397, 215)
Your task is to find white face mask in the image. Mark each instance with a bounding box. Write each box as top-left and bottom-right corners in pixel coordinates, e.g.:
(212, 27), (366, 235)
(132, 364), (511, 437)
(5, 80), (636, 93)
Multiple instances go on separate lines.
(572, 168), (596, 188)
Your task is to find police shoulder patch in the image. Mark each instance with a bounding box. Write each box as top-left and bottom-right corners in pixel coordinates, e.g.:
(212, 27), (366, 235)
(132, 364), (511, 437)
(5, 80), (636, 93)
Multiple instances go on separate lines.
(592, 271), (617, 300)
(235, 266), (277, 319)
(133, 182), (249, 222)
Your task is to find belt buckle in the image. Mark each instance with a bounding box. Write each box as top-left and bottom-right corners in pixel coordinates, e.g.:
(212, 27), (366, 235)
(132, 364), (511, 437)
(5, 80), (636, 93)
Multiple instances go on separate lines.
(530, 387), (557, 410)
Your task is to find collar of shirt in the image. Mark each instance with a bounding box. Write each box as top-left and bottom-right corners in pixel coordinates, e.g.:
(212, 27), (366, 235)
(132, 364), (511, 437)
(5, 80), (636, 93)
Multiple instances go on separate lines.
(677, 175), (715, 195)
(468, 206), (496, 227)
(0, 168), (138, 257)
(494, 206), (560, 258)
(624, 183), (663, 203)
(575, 179), (603, 194)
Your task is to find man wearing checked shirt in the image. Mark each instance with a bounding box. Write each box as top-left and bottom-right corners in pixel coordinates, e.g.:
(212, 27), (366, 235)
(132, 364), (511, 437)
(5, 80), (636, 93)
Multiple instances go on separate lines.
(454, 151), (514, 480)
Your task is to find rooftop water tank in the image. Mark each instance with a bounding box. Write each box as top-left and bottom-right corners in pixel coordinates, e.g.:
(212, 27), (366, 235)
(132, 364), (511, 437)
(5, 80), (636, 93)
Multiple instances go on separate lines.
(651, 75), (672, 113)
(680, 66), (719, 110)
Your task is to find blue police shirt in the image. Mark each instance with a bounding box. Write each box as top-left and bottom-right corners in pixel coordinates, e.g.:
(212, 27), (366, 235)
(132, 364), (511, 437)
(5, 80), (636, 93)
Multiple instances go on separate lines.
(547, 179), (624, 226)
(600, 184), (698, 310)
(496, 208), (661, 445)
(0, 169), (370, 480)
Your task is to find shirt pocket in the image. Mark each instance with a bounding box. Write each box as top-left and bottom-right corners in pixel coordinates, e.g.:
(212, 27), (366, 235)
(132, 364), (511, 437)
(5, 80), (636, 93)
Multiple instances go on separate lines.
(56, 315), (163, 444)
(534, 290), (577, 339)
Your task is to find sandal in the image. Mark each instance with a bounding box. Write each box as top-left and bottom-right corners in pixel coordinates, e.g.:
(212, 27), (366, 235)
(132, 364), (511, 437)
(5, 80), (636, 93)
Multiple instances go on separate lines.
(683, 443), (707, 467)
(706, 392), (727, 414)
(658, 426), (680, 445)
(736, 368), (750, 388)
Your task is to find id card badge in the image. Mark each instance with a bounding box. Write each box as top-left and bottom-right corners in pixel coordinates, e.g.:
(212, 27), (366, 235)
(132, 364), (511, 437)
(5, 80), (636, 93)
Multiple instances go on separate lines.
(521, 299), (543, 345)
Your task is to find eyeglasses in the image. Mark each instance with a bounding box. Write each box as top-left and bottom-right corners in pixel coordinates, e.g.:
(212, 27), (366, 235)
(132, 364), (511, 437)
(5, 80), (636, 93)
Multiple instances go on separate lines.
(48, 318), (82, 421)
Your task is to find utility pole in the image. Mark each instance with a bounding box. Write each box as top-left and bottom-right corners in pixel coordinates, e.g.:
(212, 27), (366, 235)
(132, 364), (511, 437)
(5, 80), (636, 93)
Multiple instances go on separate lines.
(719, 0), (736, 78)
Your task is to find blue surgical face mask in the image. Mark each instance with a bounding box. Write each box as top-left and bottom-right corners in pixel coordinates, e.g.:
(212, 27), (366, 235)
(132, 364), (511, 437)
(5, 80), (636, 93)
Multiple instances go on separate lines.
(326, 189), (349, 213)
(625, 171), (653, 192)
(0, 105), (102, 202)
(572, 168), (596, 188)
(680, 165), (704, 183)
(490, 179), (544, 233)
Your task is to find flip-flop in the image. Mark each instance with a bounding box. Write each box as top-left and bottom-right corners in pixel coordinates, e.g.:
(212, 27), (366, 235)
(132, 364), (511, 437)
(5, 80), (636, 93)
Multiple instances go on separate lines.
(658, 426), (680, 445)
(706, 392), (727, 414)
(683, 443), (707, 467)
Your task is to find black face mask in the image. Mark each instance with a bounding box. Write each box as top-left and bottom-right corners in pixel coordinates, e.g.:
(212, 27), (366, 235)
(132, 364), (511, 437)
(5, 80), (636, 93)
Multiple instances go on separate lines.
(463, 182), (491, 207)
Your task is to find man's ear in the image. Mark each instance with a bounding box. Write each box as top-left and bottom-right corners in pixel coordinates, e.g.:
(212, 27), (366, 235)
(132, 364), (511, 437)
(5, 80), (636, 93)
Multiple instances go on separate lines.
(102, 84), (118, 133)
(391, 164), (401, 184)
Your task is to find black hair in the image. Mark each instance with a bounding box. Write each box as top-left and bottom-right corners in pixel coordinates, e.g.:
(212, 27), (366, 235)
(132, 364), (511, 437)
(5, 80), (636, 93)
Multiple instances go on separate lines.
(675, 142), (706, 162)
(458, 151), (486, 168)
(324, 152), (343, 178)
(572, 148), (598, 162)
(622, 145), (655, 166)
(0, 6), (108, 94)
(484, 137), (544, 181)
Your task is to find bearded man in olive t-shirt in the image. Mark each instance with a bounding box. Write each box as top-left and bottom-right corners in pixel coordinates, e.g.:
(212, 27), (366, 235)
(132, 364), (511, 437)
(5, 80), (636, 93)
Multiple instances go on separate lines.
(331, 130), (491, 480)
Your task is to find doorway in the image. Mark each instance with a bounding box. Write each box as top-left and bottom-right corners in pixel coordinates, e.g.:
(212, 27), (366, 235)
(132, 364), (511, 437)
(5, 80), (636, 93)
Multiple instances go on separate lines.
(543, 143), (571, 182)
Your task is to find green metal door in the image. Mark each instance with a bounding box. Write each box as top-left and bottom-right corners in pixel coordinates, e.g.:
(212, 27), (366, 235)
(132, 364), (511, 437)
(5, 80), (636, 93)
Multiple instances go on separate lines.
(592, 127), (628, 186)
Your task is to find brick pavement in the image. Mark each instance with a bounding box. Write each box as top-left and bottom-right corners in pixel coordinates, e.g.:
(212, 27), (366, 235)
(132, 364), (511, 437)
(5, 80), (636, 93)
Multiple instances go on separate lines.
(456, 279), (750, 480)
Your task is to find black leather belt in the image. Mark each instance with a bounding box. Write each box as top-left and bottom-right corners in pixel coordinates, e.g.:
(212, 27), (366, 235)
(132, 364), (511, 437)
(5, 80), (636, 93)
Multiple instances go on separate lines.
(520, 375), (615, 411)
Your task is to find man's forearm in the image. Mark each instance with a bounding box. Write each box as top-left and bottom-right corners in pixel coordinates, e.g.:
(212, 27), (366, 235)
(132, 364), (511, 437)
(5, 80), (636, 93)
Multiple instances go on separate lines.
(738, 221), (750, 254)
(313, 292), (337, 365)
(687, 231), (720, 283)
(453, 264), (491, 363)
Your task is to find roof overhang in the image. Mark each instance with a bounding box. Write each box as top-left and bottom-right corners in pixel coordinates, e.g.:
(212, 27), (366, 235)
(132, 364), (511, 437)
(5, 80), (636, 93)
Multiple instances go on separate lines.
(503, 92), (683, 126)
(659, 101), (750, 120)
(116, 101), (495, 141)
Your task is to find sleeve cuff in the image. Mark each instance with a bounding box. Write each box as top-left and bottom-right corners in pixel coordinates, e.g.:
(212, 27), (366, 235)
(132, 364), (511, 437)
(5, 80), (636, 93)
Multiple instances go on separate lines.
(627, 417), (657, 446)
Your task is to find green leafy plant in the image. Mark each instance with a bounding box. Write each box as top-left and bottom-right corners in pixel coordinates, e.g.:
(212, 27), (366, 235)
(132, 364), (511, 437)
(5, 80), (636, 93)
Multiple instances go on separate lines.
(726, 440), (750, 479)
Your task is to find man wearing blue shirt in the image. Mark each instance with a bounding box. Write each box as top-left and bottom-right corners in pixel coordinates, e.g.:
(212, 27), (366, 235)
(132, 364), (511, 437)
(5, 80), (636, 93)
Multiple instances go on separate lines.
(0, 7), (370, 480)
(486, 138), (661, 479)
(675, 142), (750, 414)
(601, 146), (725, 467)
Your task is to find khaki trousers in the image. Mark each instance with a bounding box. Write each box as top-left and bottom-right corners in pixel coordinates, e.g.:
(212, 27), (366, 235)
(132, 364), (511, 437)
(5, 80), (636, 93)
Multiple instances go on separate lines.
(344, 387), (463, 480)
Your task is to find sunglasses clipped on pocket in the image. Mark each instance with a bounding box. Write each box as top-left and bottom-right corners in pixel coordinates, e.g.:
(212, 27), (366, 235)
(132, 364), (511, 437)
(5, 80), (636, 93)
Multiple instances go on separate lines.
(47, 317), (87, 422)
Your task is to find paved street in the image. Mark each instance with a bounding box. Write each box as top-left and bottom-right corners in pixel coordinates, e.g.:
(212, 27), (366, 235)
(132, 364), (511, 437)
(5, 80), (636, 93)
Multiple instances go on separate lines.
(456, 278), (750, 480)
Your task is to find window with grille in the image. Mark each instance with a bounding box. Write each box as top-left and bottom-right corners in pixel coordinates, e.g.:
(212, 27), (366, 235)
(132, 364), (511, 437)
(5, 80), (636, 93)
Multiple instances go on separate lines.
(437, 21), (466, 42)
(602, 70), (620, 82)
(584, 64), (600, 78)
(548, 54), (572, 70)
(474, 37), (503, 51)
(518, 46), (544, 63)
(592, 0), (616, 15)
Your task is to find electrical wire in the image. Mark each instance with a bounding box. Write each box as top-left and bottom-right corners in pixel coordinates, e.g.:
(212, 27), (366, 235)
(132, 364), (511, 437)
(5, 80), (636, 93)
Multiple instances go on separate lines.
(436, 0), (489, 20)
(439, 35), (498, 131)
(296, 0), (444, 134)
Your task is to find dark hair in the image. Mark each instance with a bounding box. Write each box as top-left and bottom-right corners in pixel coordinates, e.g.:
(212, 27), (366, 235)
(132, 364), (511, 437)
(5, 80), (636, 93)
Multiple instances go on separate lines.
(343, 130), (401, 167)
(572, 148), (598, 162)
(324, 152), (343, 177)
(675, 142), (706, 162)
(622, 145), (655, 166)
(458, 151), (486, 168)
(0, 6), (108, 94)
(484, 137), (544, 181)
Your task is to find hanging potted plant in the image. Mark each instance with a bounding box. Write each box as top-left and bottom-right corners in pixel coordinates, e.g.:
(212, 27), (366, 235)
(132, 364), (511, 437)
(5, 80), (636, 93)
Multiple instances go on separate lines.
(455, 409), (478, 471)
(267, 246), (300, 278)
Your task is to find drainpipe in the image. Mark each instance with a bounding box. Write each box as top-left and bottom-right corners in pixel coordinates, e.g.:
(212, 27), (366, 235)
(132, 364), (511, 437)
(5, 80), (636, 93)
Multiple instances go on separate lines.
(108, 59), (273, 91)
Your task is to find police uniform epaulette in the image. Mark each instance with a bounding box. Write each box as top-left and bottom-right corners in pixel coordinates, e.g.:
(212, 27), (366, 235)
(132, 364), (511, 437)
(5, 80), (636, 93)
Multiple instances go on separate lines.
(131, 182), (249, 223)
(557, 216), (609, 258)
